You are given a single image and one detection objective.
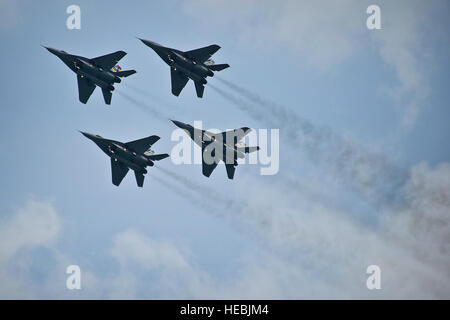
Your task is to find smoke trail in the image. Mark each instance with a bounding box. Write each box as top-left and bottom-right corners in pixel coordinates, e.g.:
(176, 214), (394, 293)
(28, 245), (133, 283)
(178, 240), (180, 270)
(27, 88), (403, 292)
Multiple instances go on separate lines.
(216, 77), (274, 111)
(212, 78), (408, 207)
(121, 82), (151, 97)
(209, 83), (264, 122)
(121, 83), (180, 110)
(154, 165), (242, 213)
(151, 173), (206, 208)
(152, 172), (243, 225)
(115, 89), (173, 121)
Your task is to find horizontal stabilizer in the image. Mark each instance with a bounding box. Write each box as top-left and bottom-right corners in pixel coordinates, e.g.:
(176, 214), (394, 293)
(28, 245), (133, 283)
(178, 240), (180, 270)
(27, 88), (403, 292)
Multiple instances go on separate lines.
(245, 146), (260, 153)
(116, 70), (136, 77)
(208, 63), (229, 71)
(147, 153), (170, 161)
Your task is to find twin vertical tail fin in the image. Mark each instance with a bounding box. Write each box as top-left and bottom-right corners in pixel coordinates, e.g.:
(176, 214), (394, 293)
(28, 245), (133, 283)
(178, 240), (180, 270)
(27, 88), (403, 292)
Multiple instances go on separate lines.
(135, 154), (169, 187)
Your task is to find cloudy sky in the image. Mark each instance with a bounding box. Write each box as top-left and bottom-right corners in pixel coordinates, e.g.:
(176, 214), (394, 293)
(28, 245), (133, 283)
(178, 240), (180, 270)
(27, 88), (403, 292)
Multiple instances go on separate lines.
(0, 0), (449, 299)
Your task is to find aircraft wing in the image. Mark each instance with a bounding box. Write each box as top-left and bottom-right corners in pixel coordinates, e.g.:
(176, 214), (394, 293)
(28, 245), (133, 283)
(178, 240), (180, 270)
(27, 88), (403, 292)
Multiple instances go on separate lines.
(111, 158), (129, 186)
(125, 135), (160, 154)
(223, 127), (252, 141)
(202, 158), (218, 178)
(77, 75), (96, 104)
(91, 51), (127, 70)
(202, 143), (219, 177)
(185, 45), (221, 63)
(171, 68), (189, 96)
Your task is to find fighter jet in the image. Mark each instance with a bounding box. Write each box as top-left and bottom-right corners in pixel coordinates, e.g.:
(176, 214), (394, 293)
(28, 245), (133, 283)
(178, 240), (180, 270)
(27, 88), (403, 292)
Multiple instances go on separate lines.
(80, 131), (169, 187)
(43, 46), (136, 105)
(171, 120), (259, 179)
(138, 39), (229, 98)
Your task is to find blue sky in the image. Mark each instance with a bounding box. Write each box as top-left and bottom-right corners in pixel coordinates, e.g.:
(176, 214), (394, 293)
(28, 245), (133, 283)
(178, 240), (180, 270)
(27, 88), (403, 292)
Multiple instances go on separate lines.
(0, 0), (449, 299)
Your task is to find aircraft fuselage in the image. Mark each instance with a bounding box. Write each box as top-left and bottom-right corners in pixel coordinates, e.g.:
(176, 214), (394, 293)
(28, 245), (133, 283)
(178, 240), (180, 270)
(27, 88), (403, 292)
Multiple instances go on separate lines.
(73, 58), (120, 90)
(186, 128), (244, 165)
(55, 52), (119, 91)
(168, 51), (212, 84)
(105, 142), (153, 173)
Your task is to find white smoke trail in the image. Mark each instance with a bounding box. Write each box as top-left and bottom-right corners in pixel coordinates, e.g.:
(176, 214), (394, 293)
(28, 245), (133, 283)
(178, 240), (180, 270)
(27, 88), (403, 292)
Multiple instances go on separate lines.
(121, 82), (180, 110)
(211, 79), (408, 208)
(115, 89), (173, 121)
(154, 166), (241, 213)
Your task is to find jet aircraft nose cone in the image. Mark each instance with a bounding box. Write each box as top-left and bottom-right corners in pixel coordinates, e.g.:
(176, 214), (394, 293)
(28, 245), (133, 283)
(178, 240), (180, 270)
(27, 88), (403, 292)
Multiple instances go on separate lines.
(42, 46), (61, 56)
(170, 120), (185, 129)
(79, 131), (96, 140)
(138, 38), (161, 50)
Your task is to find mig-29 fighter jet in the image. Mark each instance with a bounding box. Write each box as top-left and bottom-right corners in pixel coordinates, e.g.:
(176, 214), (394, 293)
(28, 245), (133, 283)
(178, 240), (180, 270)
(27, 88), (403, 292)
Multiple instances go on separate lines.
(43, 46), (136, 105)
(171, 120), (259, 179)
(138, 39), (229, 98)
(80, 131), (169, 187)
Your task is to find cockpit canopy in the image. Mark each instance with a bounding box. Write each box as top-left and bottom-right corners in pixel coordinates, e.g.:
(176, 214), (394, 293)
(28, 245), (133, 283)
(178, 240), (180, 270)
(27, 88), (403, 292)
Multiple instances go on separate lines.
(204, 58), (215, 66)
(236, 141), (245, 149)
(143, 149), (155, 156)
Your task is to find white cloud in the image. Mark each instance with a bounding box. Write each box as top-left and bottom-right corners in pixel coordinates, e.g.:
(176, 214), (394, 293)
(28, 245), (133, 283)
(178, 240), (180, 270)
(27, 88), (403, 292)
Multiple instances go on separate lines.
(371, 1), (432, 128)
(100, 159), (449, 299)
(231, 161), (450, 298)
(183, 0), (437, 128)
(183, 0), (365, 68)
(0, 198), (61, 299)
(0, 198), (60, 263)
(110, 229), (189, 271)
(1, 167), (448, 299)
(0, 0), (23, 29)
